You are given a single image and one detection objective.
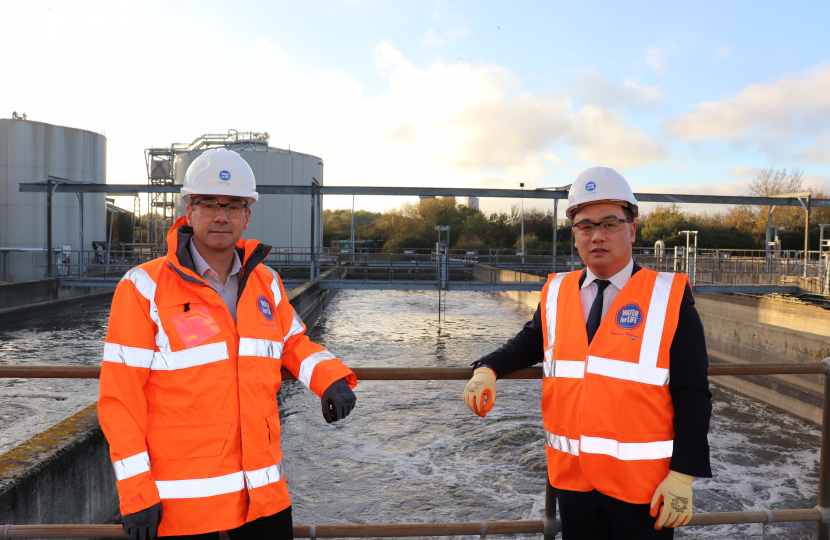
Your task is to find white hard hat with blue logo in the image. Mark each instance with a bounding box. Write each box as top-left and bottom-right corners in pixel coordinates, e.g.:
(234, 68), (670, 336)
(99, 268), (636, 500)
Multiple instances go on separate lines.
(566, 166), (638, 220)
(180, 148), (259, 204)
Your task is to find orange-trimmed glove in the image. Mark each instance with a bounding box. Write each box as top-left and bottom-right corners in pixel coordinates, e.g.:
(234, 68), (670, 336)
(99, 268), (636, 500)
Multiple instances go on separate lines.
(462, 367), (496, 418)
(650, 470), (694, 529)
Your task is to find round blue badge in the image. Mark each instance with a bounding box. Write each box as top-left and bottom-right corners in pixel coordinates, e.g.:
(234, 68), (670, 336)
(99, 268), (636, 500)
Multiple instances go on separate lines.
(219, 170), (231, 181)
(586, 181), (596, 192)
(257, 295), (274, 320)
(615, 302), (643, 329)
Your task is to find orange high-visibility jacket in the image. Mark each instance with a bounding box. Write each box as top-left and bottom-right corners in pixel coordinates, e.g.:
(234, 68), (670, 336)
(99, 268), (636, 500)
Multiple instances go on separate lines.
(540, 267), (688, 504)
(98, 217), (357, 536)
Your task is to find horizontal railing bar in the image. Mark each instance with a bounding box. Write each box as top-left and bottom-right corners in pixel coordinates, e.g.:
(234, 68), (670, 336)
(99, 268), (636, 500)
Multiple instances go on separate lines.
(0, 362), (827, 380)
(1, 508), (822, 538)
(17, 183), (830, 207)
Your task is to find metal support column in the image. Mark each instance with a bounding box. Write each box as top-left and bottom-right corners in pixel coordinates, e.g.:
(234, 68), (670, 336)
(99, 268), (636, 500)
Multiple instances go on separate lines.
(543, 481), (559, 539)
(817, 360), (830, 540)
(552, 200), (557, 272)
(310, 180), (318, 282)
(77, 192), (84, 275)
(806, 195), (812, 278)
(46, 179), (54, 279)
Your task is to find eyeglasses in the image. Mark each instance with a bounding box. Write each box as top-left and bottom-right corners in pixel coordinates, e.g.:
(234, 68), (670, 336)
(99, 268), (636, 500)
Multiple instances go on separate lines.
(191, 200), (249, 219)
(572, 218), (632, 236)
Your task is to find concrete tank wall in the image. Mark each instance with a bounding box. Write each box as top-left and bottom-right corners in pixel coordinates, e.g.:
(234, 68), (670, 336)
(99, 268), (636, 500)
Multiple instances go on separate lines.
(0, 119), (107, 282)
(174, 147), (322, 251)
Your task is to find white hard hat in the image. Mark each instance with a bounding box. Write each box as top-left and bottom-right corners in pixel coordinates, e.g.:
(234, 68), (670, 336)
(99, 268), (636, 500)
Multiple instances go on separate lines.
(565, 166), (638, 220)
(181, 148), (259, 204)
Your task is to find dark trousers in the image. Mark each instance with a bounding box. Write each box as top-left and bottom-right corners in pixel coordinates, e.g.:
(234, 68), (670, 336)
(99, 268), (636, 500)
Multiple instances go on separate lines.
(160, 506), (293, 540)
(557, 489), (674, 540)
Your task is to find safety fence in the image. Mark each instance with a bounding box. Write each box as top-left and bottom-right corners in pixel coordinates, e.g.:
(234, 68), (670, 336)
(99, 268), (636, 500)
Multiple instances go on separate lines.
(1, 361), (829, 538)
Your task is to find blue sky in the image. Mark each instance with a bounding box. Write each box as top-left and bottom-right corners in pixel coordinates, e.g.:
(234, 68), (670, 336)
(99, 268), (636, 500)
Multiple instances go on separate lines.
(3, 0), (830, 214)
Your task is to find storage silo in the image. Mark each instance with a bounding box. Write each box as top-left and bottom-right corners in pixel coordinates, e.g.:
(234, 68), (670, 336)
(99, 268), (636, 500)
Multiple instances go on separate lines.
(173, 144), (322, 251)
(0, 118), (106, 282)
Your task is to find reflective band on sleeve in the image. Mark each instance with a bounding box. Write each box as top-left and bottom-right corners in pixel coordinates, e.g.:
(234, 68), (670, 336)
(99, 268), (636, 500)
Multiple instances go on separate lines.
(239, 338), (284, 359)
(244, 461), (285, 490)
(545, 431), (580, 456)
(543, 273), (567, 359)
(112, 451), (151, 481)
(298, 350), (337, 388)
(103, 343), (154, 369)
(268, 269), (283, 306)
(285, 311), (305, 341)
(587, 355), (670, 386)
(156, 471), (245, 499)
(543, 360), (586, 379)
(122, 267), (173, 360)
(580, 436), (673, 461)
(638, 272), (674, 368)
(151, 341), (229, 371)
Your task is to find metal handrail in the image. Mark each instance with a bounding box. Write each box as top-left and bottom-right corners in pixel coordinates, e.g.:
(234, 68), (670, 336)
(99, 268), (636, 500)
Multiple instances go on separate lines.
(2, 361), (829, 538)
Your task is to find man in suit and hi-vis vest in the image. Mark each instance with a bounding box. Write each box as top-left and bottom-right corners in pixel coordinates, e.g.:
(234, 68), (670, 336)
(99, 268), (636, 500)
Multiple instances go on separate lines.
(462, 167), (712, 539)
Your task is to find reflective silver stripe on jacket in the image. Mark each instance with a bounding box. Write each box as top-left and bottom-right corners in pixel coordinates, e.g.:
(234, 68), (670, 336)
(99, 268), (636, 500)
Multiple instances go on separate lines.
(151, 341), (229, 371)
(239, 338), (284, 359)
(156, 471), (245, 499)
(103, 343), (154, 369)
(122, 267), (173, 361)
(285, 311), (305, 341)
(112, 451), (151, 481)
(245, 462), (285, 490)
(543, 360), (586, 379)
(586, 355), (669, 386)
(298, 350), (337, 388)
(638, 272), (674, 368)
(580, 435), (673, 460)
(543, 273), (567, 361)
(545, 431), (580, 456)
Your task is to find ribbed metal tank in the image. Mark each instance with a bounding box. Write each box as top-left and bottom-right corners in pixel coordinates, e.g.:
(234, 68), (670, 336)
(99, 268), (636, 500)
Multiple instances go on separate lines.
(173, 146), (322, 251)
(0, 119), (106, 282)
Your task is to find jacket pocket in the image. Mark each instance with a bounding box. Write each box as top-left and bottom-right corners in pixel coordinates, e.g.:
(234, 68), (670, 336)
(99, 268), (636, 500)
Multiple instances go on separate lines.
(147, 423), (232, 459)
(265, 414), (281, 446)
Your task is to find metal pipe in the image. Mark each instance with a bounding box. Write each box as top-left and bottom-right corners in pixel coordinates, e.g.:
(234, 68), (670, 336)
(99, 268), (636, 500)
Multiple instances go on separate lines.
(543, 480), (559, 539)
(46, 179), (53, 279)
(817, 359), (830, 540)
(0, 509), (823, 539)
(2, 362), (828, 380)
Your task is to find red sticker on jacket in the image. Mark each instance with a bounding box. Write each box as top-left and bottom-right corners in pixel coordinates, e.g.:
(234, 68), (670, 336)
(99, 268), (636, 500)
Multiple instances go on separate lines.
(169, 304), (221, 348)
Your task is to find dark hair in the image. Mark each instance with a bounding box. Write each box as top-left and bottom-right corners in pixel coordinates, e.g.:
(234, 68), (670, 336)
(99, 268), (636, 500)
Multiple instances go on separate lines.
(621, 205), (634, 221)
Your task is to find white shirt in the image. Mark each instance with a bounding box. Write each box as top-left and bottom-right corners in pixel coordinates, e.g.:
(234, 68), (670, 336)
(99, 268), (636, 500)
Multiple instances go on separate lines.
(579, 258), (634, 324)
(189, 238), (243, 323)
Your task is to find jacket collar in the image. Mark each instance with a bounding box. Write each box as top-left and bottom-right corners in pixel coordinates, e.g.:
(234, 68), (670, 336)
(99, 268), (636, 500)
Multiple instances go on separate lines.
(164, 216), (273, 292)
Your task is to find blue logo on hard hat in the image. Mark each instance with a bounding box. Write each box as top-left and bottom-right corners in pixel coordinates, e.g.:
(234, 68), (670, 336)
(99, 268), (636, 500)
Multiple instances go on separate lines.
(616, 303), (643, 329)
(586, 181), (596, 192)
(257, 295), (274, 320)
(219, 170), (231, 181)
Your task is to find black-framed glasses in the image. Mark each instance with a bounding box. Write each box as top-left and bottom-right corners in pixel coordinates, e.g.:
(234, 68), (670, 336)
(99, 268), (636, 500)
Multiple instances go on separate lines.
(191, 200), (249, 219)
(572, 218), (632, 236)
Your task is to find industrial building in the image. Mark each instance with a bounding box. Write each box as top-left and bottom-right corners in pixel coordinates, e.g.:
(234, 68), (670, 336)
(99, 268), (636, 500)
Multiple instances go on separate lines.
(0, 117), (106, 282)
(144, 130), (321, 253)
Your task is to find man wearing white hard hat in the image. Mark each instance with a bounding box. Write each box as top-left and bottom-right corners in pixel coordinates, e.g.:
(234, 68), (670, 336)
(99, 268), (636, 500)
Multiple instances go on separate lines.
(462, 167), (711, 539)
(99, 148), (358, 540)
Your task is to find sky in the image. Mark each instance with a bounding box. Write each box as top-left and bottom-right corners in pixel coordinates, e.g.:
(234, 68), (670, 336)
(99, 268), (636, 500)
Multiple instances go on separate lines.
(3, 0), (830, 215)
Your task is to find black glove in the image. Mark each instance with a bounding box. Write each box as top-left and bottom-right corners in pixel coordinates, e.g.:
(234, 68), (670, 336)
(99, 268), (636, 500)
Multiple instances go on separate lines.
(321, 378), (356, 423)
(122, 501), (163, 540)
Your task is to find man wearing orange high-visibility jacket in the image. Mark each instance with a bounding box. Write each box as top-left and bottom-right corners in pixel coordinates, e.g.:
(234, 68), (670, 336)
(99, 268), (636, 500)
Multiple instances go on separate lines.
(99, 148), (357, 540)
(462, 167), (712, 540)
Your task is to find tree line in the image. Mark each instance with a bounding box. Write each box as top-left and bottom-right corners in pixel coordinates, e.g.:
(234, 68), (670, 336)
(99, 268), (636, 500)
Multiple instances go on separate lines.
(323, 168), (830, 252)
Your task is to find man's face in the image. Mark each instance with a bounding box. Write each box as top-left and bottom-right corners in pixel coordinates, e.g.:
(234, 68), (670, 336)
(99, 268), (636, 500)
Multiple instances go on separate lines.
(185, 195), (251, 252)
(572, 202), (636, 278)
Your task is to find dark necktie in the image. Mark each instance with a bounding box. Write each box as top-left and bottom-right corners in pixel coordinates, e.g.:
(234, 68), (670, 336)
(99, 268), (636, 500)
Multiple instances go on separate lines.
(586, 279), (611, 344)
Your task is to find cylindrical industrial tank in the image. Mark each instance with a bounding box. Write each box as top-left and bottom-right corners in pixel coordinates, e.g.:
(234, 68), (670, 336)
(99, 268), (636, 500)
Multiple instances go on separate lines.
(0, 119), (106, 282)
(174, 146), (322, 251)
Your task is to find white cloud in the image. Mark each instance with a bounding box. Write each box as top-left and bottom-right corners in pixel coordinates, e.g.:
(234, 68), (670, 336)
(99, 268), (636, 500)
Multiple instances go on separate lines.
(729, 166), (762, 178)
(572, 69), (661, 109)
(645, 45), (667, 74)
(418, 26), (471, 48)
(715, 44), (733, 60)
(663, 62), (830, 142)
(796, 132), (830, 163)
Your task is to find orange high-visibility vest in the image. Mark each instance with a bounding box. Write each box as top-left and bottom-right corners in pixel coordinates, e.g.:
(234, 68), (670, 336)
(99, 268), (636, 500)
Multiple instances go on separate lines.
(98, 216), (357, 536)
(540, 267), (688, 504)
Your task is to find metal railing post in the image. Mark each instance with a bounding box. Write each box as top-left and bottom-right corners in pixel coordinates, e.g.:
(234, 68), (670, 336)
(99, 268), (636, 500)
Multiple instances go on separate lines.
(543, 480), (559, 539)
(817, 358), (830, 540)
